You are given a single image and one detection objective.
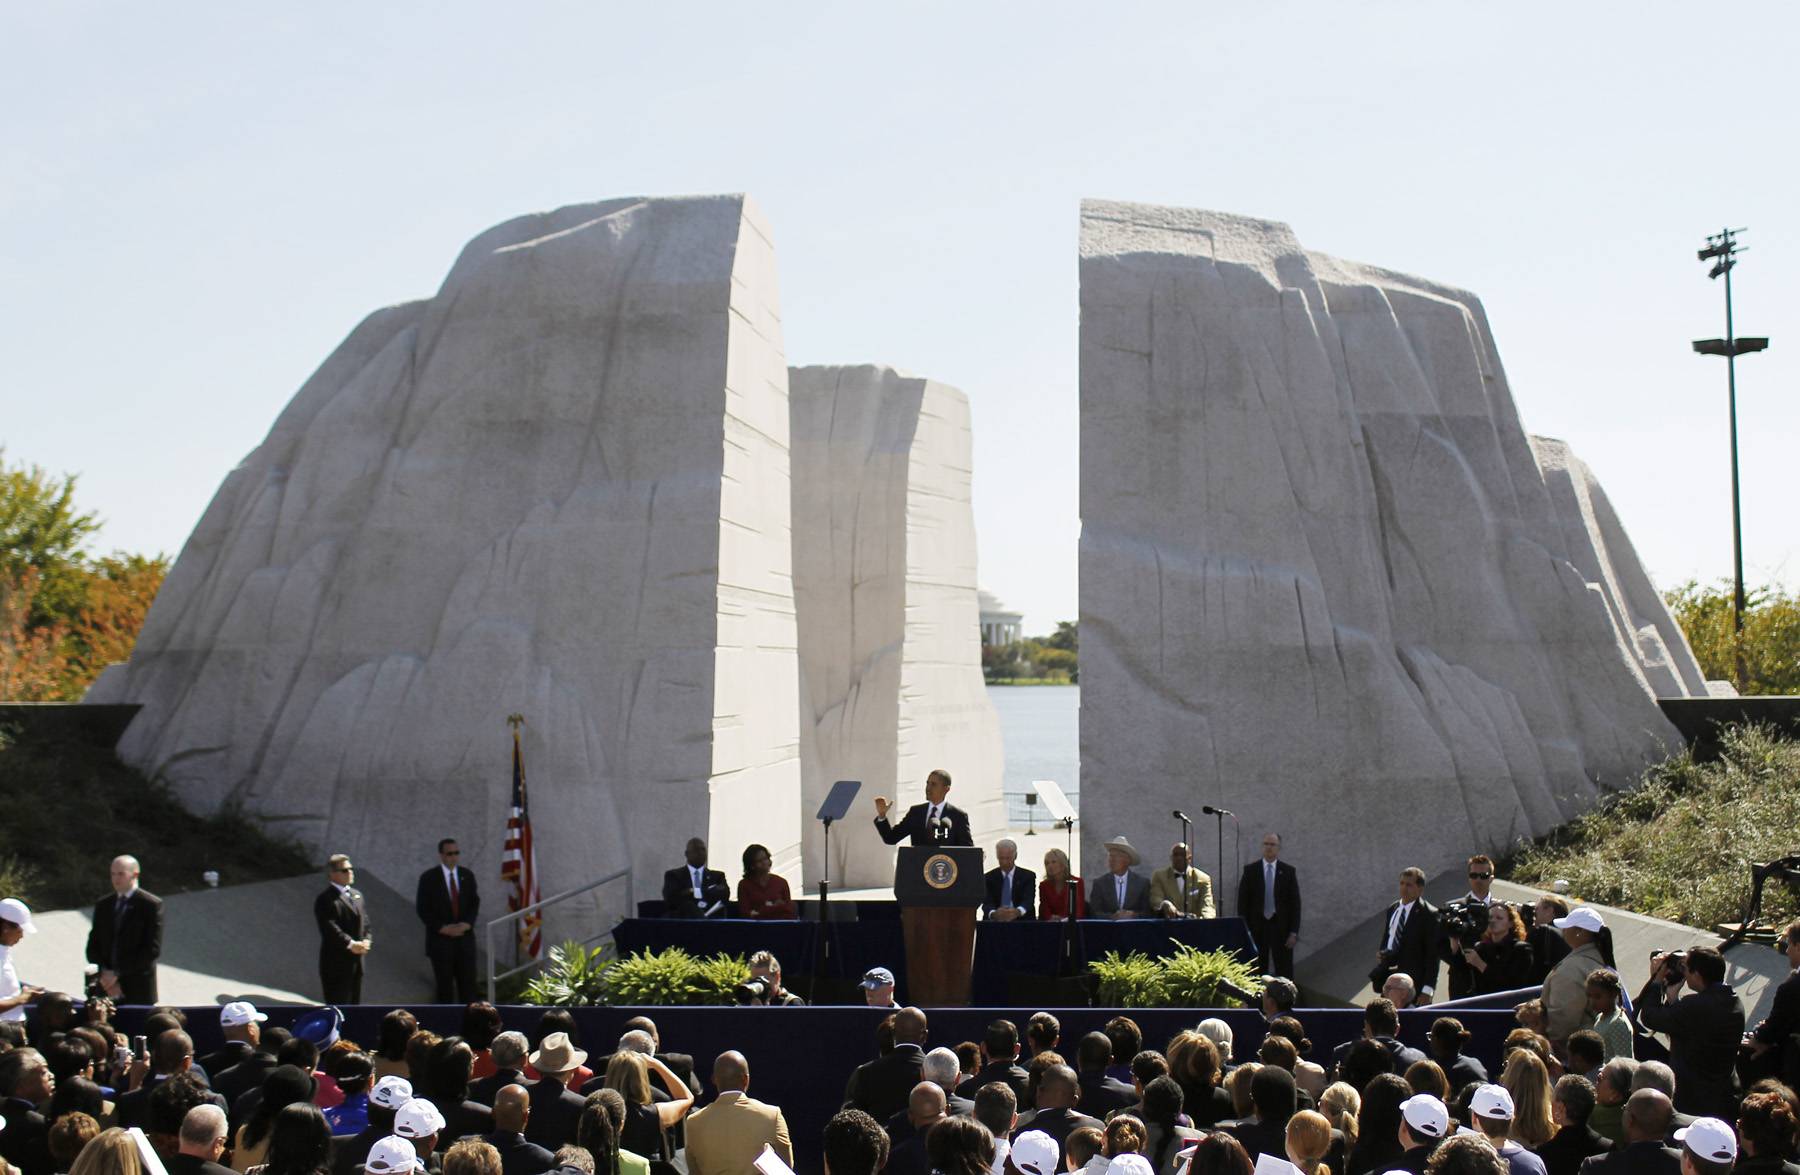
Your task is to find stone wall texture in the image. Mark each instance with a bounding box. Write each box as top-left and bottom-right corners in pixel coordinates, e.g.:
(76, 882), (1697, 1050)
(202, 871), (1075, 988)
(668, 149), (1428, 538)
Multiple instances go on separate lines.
(1077, 200), (1704, 949)
(88, 196), (802, 941)
(789, 365), (1006, 889)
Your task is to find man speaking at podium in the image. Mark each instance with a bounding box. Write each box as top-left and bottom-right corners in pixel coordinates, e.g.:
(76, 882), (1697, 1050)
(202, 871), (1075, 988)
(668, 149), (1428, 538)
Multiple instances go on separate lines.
(874, 769), (973, 847)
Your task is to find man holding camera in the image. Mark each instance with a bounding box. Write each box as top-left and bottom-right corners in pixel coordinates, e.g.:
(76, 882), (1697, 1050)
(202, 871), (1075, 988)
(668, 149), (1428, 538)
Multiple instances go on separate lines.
(740, 950), (805, 1006)
(1637, 946), (1744, 1119)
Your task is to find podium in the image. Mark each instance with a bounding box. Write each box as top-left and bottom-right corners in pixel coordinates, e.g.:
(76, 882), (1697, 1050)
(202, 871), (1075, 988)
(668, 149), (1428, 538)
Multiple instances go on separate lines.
(895, 846), (984, 1006)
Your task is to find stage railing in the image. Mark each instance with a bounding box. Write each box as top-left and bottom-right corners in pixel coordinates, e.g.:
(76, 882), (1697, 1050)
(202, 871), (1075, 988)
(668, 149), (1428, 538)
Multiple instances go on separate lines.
(485, 867), (633, 1000)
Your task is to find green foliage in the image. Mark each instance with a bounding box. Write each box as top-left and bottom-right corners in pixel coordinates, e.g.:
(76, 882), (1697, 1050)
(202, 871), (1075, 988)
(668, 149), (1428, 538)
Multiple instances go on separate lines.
(1511, 724), (1800, 929)
(692, 953), (753, 1005)
(0, 853), (40, 906)
(521, 940), (616, 1007)
(1665, 579), (1800, 695)
(983, 621), (1080, 684)
(0, 721), (313, 908)
(1089, 945), (1260, 1009)
(0, 450), (100, 627)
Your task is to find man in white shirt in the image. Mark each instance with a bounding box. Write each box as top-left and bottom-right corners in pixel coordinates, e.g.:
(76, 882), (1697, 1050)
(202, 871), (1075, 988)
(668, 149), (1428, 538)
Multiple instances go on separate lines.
(0, 898), (42, 1023)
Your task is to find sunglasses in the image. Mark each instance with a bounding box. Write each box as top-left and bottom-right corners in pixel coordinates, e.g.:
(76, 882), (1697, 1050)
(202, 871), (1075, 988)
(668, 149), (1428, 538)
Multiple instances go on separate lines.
(444, 851), (461, 857)
(1469, 872), (1493, 880)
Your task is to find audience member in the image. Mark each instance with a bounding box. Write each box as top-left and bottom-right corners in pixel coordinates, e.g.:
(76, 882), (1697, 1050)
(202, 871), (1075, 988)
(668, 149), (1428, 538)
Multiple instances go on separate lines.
(329, 1076), (411, 1175)
(359, 1138), (423, 1175)
(1395, 1092), (1449, 1175)
(1240, 833), (1302, 979)
(1268, 1018), (1327, 1100)
(48, 1113), (101, 1175)
(1140, 1077), (1201, 1175)
(970, 1081), (1016, 1173)
(736, 844), (796, 920)
(470, 1035), (530, 1109)
(1075, 1033), (1135, 1117)
(1103, 1113), (1147, 1163)
(1197, 1020), (1236, 1070)
(1465, 1086), (1546, 1175)
(1672, 1118), (1740, 1175)
(577, 1089), (649, 1175)
(1165, 1033), (1231, 1127)
(322, 1052), (374, 1136)
(461, 1005), (504, 1080)
(479, 1085), (553, 1175)
(441, 1140), (500, 1175)
(1371, 869), (1440, 1005)
(884, 1083), (945, 1175)
(1428, 1135), (1508, 1175)
(1385, 975), (1419, 1011)
(1149, 844), (1215, 919)
(1637, 947), (1745, 1118)
(1334, 1000), (1426, 1078)
(260, 1103), (333, 1175)
(1187, 1133), (1255, 1175)
(423, 1038), (493, 1140)
(1536, 1075), (1610, 1175)
(1225, 1064), (1262, 1122)
(1286, 1109), (1333, 1175)
(1105, 1018), (1144, 1083)
(165, 1104), (231, 1175)
(601, 1051), (691, 1163)
(1062, 1125), (1107, 1175)
(1542, 910), (1608, 1049)
(1020, 1065), (1101, 1170)
(394, 1098), (446, 1168)
(954, 1042), (981, 1088)
(917, 1049), (973, 1119)
(821, 1109), (889, 1175)
(661, 839), (729, 920)
(374, 1013), (418, 1083)
(1501, 1050), (1556, 1149)
(1564, 1033), (1605, 1084)
(925, 1117), (992, 1175)
(1733, 1090), (1798, 1175)
(982, 840), (1035, 923)
(1405, 1061), (1450, 1102)
(845, 1006), (927, 1121)
(1338, 1040), (1395, 1095)
(67, 1128), (141, 1175)
(523, 1015), (591, 1089)
(956, 1021), (1027, 1104)
(1581, 972), (1634, 1063)
(1025, 1014), (1060, 1060)
(524, 1034), (589, 1152)
(44, 1074), (105, 1129)
(1088, 838), (1151, 919)
(1346, 1073), (1410, 1175)
(549, 1146), (591, 1174)
(1038, 849), (1085, 921)
(1319, 1083), (1361, 1151)
(1577, 1089), (1679, 1175)
(682, 1050), (788, 1175)
(1224, 1065), (1298, 1161)
(1588, 1059), (1636, 1144)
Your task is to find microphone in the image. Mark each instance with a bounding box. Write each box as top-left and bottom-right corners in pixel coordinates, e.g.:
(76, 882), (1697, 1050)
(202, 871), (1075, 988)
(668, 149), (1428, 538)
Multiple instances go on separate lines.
(1172, 810), (1191, 823)
(1202, 805), (1234, 817)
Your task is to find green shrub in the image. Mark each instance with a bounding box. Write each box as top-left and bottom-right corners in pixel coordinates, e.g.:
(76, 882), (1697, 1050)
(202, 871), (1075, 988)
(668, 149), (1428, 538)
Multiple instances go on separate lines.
(1160, 942), (1264, 1008)
(692, 953), (752, 1005)
(521, 940), (614, 1007)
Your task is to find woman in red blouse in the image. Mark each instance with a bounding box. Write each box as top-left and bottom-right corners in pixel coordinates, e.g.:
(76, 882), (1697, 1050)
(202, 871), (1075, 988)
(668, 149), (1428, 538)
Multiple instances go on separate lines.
(736, 843), (797, 919)
(1039, 846), (1086, 920)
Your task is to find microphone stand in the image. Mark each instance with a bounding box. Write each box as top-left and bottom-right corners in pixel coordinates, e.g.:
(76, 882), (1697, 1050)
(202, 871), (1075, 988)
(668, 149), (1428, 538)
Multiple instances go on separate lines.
(1175, 811), (1194, 916)
(1060, 815), (1077, 969)
(1206, 807), (1227, 894)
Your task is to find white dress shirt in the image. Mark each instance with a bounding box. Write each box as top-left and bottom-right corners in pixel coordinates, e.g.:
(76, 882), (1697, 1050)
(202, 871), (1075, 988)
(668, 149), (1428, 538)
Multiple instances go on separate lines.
(1387, 900), (1415, 951)
(0, 942), (24, 1022)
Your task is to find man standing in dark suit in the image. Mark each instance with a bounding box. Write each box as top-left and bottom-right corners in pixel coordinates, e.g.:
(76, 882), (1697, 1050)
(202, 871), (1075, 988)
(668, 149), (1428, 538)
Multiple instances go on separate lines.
(1370, 867), (1440, 1004)
(1239, 832), (1301, 979)
(982, 840), (1035, 921)
(1742, 916), (1800, 1086)
(661, 839), (730, 918)
(416, 838), (480, 1003)
(315, 854), (371, 1004)
(873, 770), (973, 848)
(844, 1006), (929, 1122)
(85, 855), (164, 1004)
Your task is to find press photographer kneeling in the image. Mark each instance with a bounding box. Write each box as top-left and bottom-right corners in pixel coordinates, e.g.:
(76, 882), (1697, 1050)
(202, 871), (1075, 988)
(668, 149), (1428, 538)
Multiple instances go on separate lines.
(1636, 945), (1744, 1119)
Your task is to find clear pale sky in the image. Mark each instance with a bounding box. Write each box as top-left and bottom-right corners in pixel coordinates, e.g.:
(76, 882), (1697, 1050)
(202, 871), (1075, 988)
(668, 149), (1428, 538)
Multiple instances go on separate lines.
(5, 5), (1794, 634)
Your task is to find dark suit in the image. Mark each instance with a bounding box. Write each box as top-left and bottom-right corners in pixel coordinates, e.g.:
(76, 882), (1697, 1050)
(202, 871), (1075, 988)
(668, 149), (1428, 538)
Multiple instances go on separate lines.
(1238, 860), (1302, 978)
(167, 1154), (237, 1175)
(1088, 870), (1152, 917)
(199, 1040), (256, 1083)
(330, 1124), (382, 1175)
(1577, 1141), (1682, 1175)
(523, 1074), (586, 1150)
(315, 883), (369, 1004)
(116, 1073), (227, 1129)
(661, 865), (730, 919)
(1536, 1124), (1612, 1175)
(954, 1059), (1030, 1103)
(1370, 899), (1441, 999)
(844, 1042), (925, 1123)
(214, 1052), (278, 1127)
(1635, 979), (1745, 1118)
(0, 1097), (50, 1175)
(469, 1067), (531, 1107)
(85, 888), (164, 1004)
(1747, 969), (1800, 1086)
(875, 802), (973, 848)
(416, 864), (481, 1003)
(1014, 1107), (1103, 1170)
(1223, 1118), (1288, 1162)
(482, 1131), (555, 1175)
(983, 866), (1037, 919)
(1076, 1070), (1137, 1117)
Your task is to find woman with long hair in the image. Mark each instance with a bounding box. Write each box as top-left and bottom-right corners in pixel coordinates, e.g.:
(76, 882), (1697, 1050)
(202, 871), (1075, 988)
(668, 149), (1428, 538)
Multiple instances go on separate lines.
(602, 1052), (693, 1162)
(254, 1103), (332, 1175)
(1165, 1032), (1232, 1127)
(1039, 848), (1086, 920)
(1140, 1077), (1202, 1175)
(231, 1066), (316, 1173)
(68, 1128), (141, 1175)
(1318, 1083), (1361, 1149)
(581, 1091), (650, 1175)
(925, 1117), (994, 1175)
(1451, 904), (1535, 995)
(1104, 1114), (1148, 1162)
(461, 1003), (504, 1080)
(1286, 1111), (1334, 1175)
(1499, 1050), (1555, 1149)
(1185, 1134), (1254, 1175)
(374, 1010), (417, 1081)
(1346, 1073), (1409, 1175)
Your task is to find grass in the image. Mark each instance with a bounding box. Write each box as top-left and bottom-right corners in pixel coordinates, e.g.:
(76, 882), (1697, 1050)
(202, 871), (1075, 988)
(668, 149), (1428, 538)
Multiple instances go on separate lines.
(1509, 724), (1800, 931)
(0, 721), (314, 910)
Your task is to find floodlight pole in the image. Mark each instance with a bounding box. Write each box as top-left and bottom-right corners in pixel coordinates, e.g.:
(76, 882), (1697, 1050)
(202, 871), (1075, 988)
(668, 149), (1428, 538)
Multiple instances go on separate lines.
(1721, 231), (1747, 647)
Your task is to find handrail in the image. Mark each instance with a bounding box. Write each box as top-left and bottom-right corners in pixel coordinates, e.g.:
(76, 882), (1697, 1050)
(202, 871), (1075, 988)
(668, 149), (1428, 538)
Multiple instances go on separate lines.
(486, 867), (633, 1000)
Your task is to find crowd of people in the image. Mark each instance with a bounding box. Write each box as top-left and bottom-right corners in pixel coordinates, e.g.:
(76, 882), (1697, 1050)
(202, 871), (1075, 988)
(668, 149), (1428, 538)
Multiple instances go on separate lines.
(0, 897), (1795, 1175)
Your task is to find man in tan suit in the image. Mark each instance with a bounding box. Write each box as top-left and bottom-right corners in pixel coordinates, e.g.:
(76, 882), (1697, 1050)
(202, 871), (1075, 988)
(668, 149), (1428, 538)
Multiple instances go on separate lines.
(1148, 843), (1216, 918)
(684, 1051), (792, 1175)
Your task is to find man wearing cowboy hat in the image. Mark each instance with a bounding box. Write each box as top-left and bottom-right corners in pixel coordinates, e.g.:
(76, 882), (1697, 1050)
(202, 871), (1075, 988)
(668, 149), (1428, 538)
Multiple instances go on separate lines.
(1087, 837), (1150, 919)
(523, 1033), (588, 1150)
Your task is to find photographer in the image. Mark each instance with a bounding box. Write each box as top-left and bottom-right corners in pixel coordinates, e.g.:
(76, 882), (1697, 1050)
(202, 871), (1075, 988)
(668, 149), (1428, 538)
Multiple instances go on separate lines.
(735, 951), (804, 1006)
(1636, 946), (1744, 1119)
(1440, 857), (1500, 1000)
(1449, 902), (1536, 998)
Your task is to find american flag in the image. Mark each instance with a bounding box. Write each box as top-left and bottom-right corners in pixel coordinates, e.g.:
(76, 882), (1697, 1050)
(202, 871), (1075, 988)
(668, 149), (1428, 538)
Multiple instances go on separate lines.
(502, 727), (542, 959)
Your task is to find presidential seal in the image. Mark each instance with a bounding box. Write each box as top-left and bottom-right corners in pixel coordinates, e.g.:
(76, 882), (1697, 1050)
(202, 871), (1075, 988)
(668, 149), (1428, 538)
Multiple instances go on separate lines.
(924, 853), (958, 890)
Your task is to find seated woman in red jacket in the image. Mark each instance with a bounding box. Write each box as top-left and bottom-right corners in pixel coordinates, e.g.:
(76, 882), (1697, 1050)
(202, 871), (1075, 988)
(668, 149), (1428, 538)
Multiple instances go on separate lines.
(736, 843), (797, 919)
(1039, 846), (1087, 920)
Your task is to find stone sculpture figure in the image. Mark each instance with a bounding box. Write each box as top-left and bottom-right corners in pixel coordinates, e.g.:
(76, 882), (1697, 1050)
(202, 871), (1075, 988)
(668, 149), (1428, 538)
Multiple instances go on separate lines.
(89, 196), (802, 941)
(789, 365), (1006, 889)
(1077, 200), (1704, 949)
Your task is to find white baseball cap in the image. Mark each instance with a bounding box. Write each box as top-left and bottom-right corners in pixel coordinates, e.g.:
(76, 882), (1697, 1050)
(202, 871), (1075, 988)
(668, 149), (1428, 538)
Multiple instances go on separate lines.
(363, 1137), (425, 1174)
(1552, 907), (1606, 933)
(1675, 1118), (1738, 1163)
(1009, 1131), (1059, 1175)
(370, 1076), (413, 1110)
(393, 1098), (445, 1139)
(0, 898), (36, 934)
(1400, 1093), (1450, 1140)
(1470, 1084), (1515, 1121)
(220, 1001), (268, 1027)
(1109, 1158), (1154, 1175)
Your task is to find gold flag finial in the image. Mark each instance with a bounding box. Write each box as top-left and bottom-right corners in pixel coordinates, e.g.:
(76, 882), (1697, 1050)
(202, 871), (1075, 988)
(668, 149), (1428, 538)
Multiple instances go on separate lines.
(506, 713), (525, 730)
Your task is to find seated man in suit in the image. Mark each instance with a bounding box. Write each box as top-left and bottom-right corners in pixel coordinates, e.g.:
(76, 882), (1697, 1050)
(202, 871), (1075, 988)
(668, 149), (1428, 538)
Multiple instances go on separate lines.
(481, 1084), (556, 1175)
(983, 839), (1036, 922)
(1370, 867), (1440, 1004)
(1148, 843), (1215, 919)
(1087, 836), (1151, 919)
(661, 838), (729, 919)
(874, 770), (973, 847)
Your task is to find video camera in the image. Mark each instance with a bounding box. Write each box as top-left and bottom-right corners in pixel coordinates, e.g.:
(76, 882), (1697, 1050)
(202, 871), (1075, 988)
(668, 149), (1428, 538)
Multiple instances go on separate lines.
(733, 976), (775, 1005)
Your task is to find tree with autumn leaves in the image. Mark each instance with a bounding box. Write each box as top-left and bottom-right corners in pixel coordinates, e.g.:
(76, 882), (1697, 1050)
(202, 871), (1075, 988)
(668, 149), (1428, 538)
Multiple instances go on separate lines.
(0, 451), (167, 701)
